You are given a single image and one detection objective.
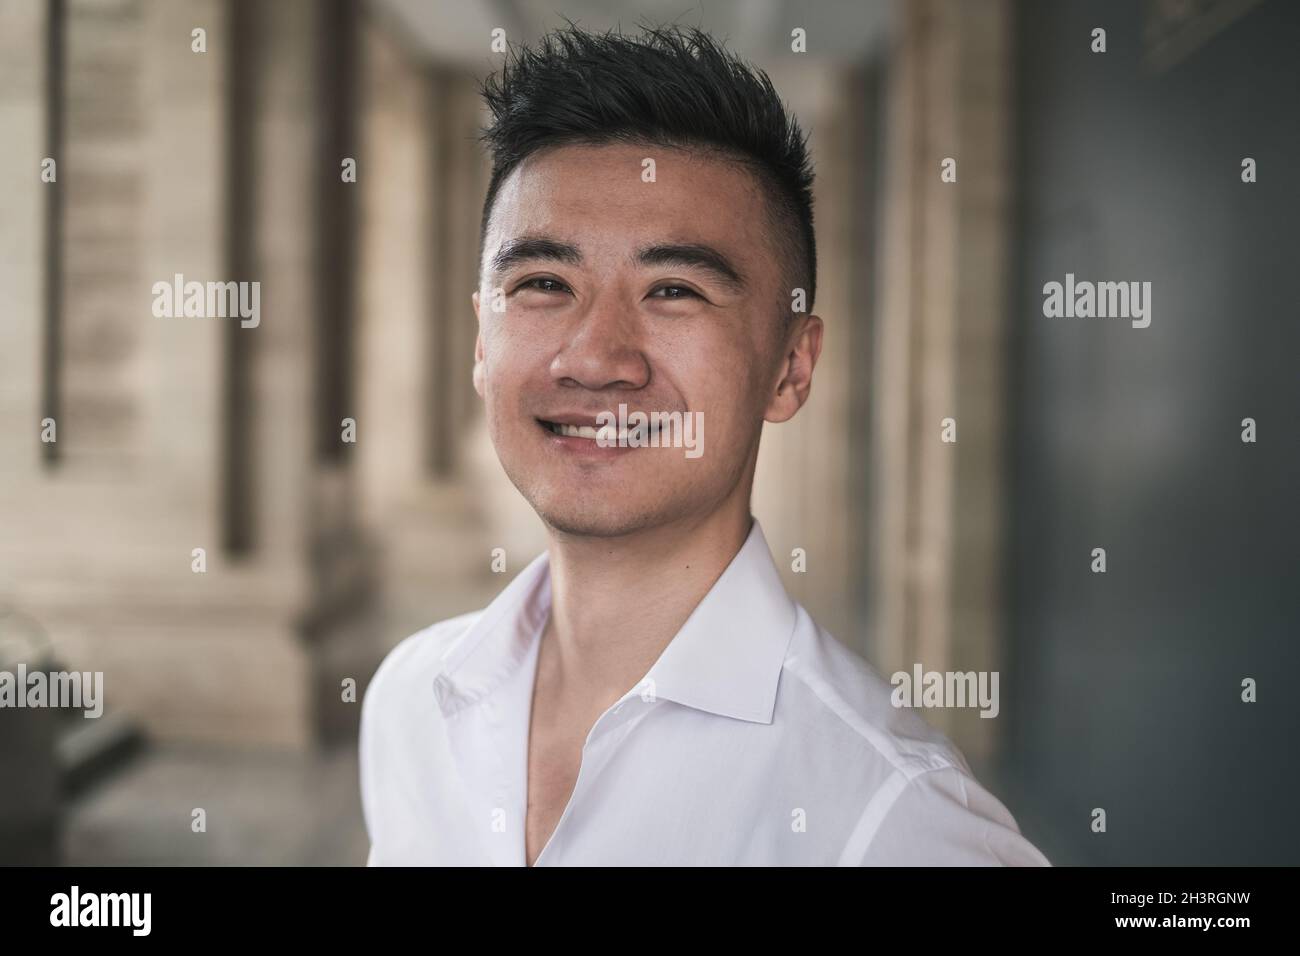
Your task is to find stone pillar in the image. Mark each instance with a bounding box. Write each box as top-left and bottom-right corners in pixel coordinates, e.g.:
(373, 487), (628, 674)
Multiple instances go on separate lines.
(751, 63), (864, 648)
(355, 19), (504, 646)
(0, 0), (372, 751)
(356, 20), (437, 525)
(870, 0), (1015, 763)
(138, 0), (225, 563)
(431, 72), (490, 478)
(0, 0), (56, 866)
(0, 0), (46, 480)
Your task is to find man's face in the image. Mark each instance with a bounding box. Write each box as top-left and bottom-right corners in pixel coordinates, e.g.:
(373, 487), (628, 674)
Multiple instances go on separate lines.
(473, 142), (818, 537)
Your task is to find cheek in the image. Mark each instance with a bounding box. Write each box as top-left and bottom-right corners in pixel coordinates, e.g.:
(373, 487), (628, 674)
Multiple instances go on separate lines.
(477, 341), (517, 430)
(670, 331), (770, 409)
(480, 324), (556, 423)
(479, 324), (526, 392)
(675, 372), (761, 453)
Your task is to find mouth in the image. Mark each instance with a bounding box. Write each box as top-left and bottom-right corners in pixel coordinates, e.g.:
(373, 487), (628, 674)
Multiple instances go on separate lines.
(534, 414), (669, 457)
(535, 417), (632, 459)
(539, 420), (606, 440)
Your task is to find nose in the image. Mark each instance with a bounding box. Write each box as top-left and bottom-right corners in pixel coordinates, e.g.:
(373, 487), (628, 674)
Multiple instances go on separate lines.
(548, 294), (651, 391)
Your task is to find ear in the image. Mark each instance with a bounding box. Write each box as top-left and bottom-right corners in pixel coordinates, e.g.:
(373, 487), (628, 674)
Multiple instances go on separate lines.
(472, 290), (486, 399)
(764, 314), (823, 423)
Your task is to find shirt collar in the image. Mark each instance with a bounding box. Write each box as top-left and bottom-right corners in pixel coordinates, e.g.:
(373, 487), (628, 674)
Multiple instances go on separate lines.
(432, 519), (798, 725)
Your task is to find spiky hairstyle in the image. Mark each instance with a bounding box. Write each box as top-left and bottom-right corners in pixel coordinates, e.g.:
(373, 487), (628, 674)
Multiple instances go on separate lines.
(477, 24), (817, 310)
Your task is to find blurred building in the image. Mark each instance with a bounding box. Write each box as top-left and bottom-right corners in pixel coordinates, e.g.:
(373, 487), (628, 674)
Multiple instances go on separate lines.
(0, 0), (1296, 865)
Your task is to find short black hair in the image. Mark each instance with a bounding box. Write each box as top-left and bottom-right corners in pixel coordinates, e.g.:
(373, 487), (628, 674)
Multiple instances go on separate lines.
(477, 23), (817, 312)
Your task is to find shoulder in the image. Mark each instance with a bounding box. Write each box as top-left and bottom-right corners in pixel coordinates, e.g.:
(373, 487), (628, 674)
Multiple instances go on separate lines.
(778, 608), (970, 779)
(357, 611), (483, 860)
(852, 762), (1051, 865)
(360, 610), (482, 727)
(776, 610), (1050, 866)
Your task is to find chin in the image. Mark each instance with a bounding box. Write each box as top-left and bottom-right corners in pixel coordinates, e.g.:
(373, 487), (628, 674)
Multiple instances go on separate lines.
(532, 500), (663, 539)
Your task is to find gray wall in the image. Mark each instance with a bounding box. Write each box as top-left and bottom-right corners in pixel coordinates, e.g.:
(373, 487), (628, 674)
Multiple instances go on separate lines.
(1006, 0), (1299, 865)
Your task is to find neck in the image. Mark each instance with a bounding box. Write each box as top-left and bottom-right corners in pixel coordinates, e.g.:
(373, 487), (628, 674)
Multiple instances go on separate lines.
(542, 494), (754, 700)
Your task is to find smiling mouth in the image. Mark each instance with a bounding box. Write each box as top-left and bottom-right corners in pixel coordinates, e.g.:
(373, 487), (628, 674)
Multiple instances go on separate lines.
(537, 418), (666, 445)
(539, 420), (605, 439)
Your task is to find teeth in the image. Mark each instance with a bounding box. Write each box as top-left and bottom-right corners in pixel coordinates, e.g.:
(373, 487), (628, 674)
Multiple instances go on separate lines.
(553, 423), (601, 439)
(544, 419), (661, 441)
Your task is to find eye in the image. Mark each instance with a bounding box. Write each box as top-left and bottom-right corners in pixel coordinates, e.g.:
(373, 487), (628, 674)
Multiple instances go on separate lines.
(648, 284), (700, 300)
(516, 277), (572, 295)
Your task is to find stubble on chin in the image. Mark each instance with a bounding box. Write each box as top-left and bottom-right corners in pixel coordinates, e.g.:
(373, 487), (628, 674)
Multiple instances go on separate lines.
(533, 502), (663, 539)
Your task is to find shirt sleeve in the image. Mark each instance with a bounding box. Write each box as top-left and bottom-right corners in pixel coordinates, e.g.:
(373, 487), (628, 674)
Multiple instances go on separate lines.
(358, 671), (383, 866)
(358, 629), (417, 868)
(850, 765), (1051, 866)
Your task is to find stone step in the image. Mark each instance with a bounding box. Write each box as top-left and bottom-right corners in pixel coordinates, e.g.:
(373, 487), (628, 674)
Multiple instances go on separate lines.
(57, 707), (145, 799)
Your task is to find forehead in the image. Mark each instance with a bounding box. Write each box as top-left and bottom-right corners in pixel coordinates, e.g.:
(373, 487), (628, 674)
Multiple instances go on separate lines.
(484, 142), (777, 270)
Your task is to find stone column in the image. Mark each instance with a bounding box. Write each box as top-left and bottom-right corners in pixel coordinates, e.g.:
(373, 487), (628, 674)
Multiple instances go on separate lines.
(0, 1), (46, 480)
(354, 23), (505, 646)
(870, 0), (1015, 764)
(751, 62), (863, 647)
(356, 19), (437, 525)
(0, 0), (374, 751)
(0, 0), (57, 866)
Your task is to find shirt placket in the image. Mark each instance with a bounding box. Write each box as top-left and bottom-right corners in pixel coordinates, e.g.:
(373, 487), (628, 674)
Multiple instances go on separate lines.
(532, 691), (659, 865)
(440, 700), (527, 866)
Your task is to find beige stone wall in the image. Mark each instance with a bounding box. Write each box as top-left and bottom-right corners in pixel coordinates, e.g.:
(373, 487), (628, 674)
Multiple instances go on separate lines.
(0, 1), (46, 482)
(752, 64), (866, 652)
(354, 20), (504, 644)
(870, 0), (1014, 763)
(0, 0), (371, 749)
(356, 22), (436, 525)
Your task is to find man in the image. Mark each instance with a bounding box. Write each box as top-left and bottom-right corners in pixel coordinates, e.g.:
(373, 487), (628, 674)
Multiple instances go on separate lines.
(360, 24), (1049, 866)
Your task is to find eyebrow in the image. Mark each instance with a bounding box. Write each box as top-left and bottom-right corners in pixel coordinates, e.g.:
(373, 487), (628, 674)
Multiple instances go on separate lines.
(489, 236), (746, 292)
(489, 236), (583, 273)
(635, 243), (745, 291)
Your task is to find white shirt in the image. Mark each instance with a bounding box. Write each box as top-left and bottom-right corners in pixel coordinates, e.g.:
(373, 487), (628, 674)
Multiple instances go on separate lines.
(360, 520), (1050, 866)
